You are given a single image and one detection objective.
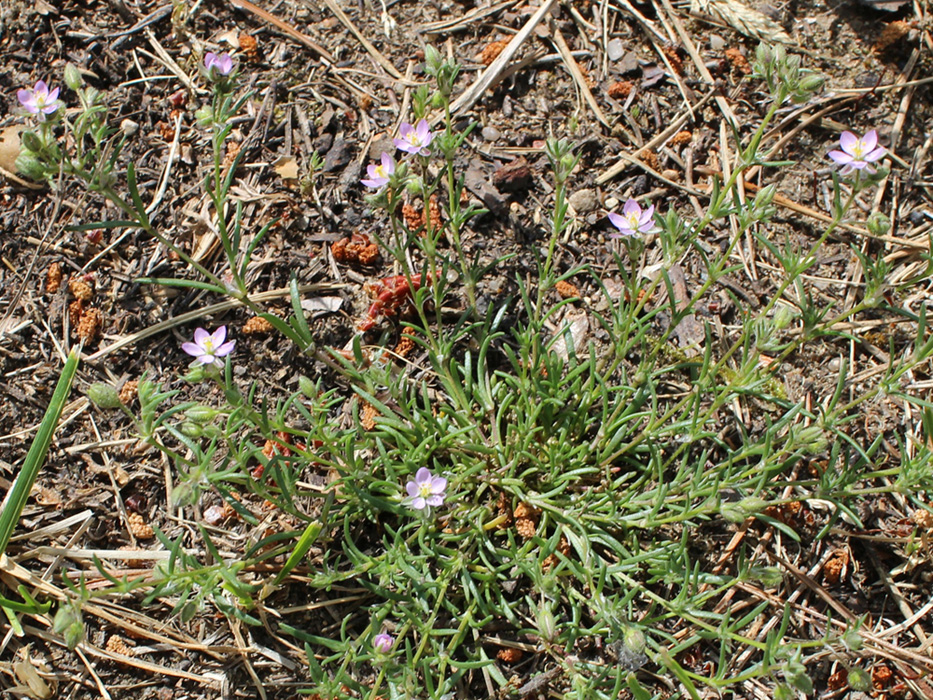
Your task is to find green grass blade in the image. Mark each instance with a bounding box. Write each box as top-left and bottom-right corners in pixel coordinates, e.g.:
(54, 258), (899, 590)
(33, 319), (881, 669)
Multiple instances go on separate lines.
(0, 349), (79, 555)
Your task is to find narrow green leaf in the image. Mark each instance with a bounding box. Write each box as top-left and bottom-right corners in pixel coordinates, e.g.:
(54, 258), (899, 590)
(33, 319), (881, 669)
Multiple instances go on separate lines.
(0, 350), (79, 554)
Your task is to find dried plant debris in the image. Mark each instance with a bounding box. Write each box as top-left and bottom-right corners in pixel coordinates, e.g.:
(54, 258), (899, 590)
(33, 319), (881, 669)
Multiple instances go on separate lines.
(691, 0), (793, 43)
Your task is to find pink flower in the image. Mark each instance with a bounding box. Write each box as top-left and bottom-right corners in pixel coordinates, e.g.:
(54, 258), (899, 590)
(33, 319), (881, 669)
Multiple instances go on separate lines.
(373, 632), (394, 653)
(394, 119), (433, 156)
(182, 326), (236, 368)
(17, 80), (61, 120)
(361, 152), (395, 188)
(204, 52), (235, 77)
(405, 467), (447, 510)
(828, 130), (886, 175)
(608, 198), (656, 238)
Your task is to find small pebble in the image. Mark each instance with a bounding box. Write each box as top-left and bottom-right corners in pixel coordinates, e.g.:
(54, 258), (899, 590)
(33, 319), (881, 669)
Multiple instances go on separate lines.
(481, 126), (501, 142)
(710, 34), (725, 51)
(569, 188), (598, 213)
(604, 196), (619, 210)
(607, 38), (625, 62)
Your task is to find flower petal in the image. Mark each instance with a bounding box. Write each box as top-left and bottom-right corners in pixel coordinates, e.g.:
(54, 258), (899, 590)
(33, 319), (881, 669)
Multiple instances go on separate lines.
(196, 354), (217, 366)
(46, 87), (60, 102)
(608, 212), (634, 236)
(193, 327), (210, 344)
(828, 150), (853, 165)
(639, 205), (655, 226)
(406, 481), (419, 497)
(380, 152), (394, 172)
(622, 198), (641, 217)
(181, 342), (203, 356)
(860, 130), (878, 152)
(864, 147), (886, 163)
(431, 476), (447, 493)
(411, 496), (427, 510)
(415, 467), (431, 484)
(215, 341), (236, 356)
(839, 131), (858, 154)
(425, 494), (444, 506)
(211, 326), (227, 346)
(34, 80), (48, 96)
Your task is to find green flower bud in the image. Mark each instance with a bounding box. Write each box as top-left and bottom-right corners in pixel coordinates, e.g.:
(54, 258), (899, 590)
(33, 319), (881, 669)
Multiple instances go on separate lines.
(178, 421), (203, 438)
(424, 45), (442, 74)
(773, 304), (796, 330)
(87, 383), (123, 409)
(623, 626), (646, 654)
(170, 481), (196, 507)
(753, 184), (777, 209)
(798, 73), (824, 94)
(842, 627), (862, 651)
(64, 63), (83, 91)
(535, 606), (556, 641)
(298, 375), (317, 399)
(194, 106), (214, 127)
(848, 667), (871, 692)
(53, 603), (85, 649)
(721, 496), (767, 523)
(15, 152), (45, 180)
(748, 566), (783, 588)
(20, 130), (43, 154)
(755, 43), (773, 66)
(185, 405), (220, 423)
(787, 668), (813, 694)
(405, 175), (424, 196)
(866, 211), (891, 237)
(789, 424), (828, 455)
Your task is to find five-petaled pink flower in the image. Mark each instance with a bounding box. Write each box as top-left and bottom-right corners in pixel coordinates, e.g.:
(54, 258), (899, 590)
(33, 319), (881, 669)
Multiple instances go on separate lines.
(828, 130), (886, 175)
(373, 632), (394, 653)
(405, 467), (447, 510)
(361, 152), (395, 188)
(204, 52), (235, 77)
(608, 198), (656, 238)
(182, 326), (236, 368)
(394, 119), (433, 156)
(17, 80), (61, 121)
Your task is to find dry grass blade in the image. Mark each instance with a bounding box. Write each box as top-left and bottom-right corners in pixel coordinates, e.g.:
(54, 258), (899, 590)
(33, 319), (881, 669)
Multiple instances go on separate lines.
(597, 89), (717, 183)
(230, 0), (334, 63)
(83, 282), (342, 363)
(310, 0), (402, 79)
(446, 0), (558, 120)
(551, 23), (610, 128)
(690, 0), (793, 44)
(420, 0), (519, 34)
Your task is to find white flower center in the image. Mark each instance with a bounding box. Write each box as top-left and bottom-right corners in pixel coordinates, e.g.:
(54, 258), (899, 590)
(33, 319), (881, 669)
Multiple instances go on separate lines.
(203, 339), (215, 353)
(418, 482), (433, 498)
(627, 212), (640, 229)
(407, 132), (420, 145)
(852, 140), (866, 159)
(375, 165), (387, 178)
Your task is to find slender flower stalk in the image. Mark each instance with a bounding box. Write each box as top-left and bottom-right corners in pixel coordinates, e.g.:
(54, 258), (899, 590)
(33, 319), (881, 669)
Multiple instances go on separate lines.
(182, 327), (236, 368)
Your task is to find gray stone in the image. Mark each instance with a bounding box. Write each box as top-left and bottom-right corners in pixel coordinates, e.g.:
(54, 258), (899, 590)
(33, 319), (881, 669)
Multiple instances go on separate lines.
(569, 188), (598, 213)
